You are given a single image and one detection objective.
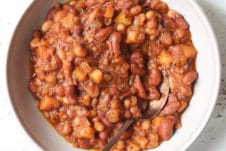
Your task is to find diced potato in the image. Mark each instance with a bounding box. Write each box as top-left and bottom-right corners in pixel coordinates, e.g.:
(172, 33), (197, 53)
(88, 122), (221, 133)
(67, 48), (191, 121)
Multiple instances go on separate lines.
(39, 96), (59, 111)
(158, 51), (173, 67)
(89, 69), (103, 84)
(179, 44), (197, 59)
(79, 126), (95, 139)
(94, 121), (104, 132)
(73, 67), (87, 82)
(115, 11), (132, 26)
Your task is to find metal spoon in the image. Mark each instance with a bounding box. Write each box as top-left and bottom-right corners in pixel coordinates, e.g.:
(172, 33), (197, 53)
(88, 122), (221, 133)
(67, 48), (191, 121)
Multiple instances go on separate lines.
(103, 76), (169, 151)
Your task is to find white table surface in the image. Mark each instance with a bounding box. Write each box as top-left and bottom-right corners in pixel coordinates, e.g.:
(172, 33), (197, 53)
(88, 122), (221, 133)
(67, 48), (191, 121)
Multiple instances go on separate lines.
(0, 0), (225, 151)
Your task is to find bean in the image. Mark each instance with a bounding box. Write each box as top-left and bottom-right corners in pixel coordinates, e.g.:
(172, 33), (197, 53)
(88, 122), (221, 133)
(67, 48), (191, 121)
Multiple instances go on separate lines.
(161, 93), (180, 115)
(182, 71), (198, 85)
(134, 75), (147, 99)
(158, 117), (175, 140)
(39, 96), (59, 111)
(130, 5), (142, 16)
(104, 3), (115, 18)
(85, 0), (98, 8)
(148, 68), (161, 86)
(148, 87), (160, 100)
(95, 27), (113, 42)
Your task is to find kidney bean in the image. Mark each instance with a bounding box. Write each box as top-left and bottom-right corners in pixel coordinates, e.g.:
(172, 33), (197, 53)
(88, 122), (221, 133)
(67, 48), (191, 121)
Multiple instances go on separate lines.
(148, 68), (161, 86)
(95, 27), (113, 42)
(148, 87), (160, 100)
(161, 93), (180, 115)
(134, 75), (147, 99)
(109, 32), (122, 57)
(85, 0), (98, 8)
(182, 71), (198, 85)
(158, 117), (175, 140)
(64, 85), (77, 104)
(175, 14), (189, 29)
(97, 111), (113, 127)
(130, 5), (142, 16)
(116, 0), (134, 10)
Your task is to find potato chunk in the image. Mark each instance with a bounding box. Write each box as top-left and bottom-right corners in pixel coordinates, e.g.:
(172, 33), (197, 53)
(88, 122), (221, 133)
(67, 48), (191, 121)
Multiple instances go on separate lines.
(158, 51), (173, 67)
(89, 69), (103, 84)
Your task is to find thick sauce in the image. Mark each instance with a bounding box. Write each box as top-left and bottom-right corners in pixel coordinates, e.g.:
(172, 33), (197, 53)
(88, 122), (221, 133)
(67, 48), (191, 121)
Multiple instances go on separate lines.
(29, 0), (198, 150)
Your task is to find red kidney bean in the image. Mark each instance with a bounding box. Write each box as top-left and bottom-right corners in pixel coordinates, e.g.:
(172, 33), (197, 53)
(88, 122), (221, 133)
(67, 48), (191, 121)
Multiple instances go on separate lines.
(134, 75), (147, 99)
(158, 117), (176, 140)
(85, 0), (98, 8)
(109, 32), (122, 57)
(161, 93), (180, 115)
(95, 27), (113, 42)
(182, 71), (198, 85)
(148, 68), (162, 86)
(148, 87), (160, 100)
(175, 14), (189, 29)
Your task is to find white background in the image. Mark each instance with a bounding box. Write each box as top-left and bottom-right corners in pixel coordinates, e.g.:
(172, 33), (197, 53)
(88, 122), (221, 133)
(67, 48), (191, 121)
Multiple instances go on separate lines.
(0, 0), (225, 150)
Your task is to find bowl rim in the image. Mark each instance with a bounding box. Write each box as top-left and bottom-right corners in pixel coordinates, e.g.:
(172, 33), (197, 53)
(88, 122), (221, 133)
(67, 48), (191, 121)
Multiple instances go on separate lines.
(5, 0), (221, 151)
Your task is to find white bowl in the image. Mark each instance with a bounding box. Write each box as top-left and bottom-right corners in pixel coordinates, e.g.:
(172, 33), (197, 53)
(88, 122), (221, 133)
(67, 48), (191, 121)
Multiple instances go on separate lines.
(6, 0), (221, 150)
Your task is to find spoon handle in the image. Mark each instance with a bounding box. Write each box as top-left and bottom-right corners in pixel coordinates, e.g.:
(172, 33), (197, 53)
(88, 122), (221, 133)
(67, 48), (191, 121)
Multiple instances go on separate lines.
(103, 119), (134, 151)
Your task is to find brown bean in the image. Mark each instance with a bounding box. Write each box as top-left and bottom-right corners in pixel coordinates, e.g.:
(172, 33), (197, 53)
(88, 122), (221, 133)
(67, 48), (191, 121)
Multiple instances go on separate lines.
(134, 75), (147, 99)
(109, 32), (122, 57)
(85, 0), (98, 8)
(64, 85), (77, 104)
(182, 71), (198, 85)
(130, 5), (142, 16)
(148, 68), (161, 86)
(95, 27), (113, 42)
(161, 93), (180, 115)
(116, 0), (134, 10)
(148, 87), (160, 100)
(97, 111), (112, 127)
(175, 14), (189, 29)
(158, 117), (175, 140)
